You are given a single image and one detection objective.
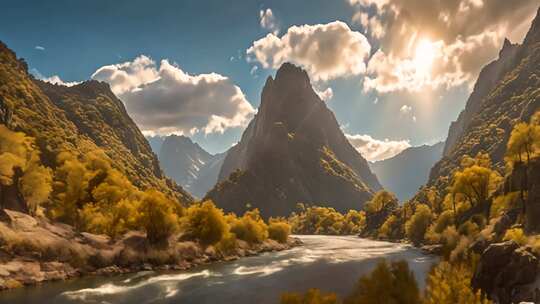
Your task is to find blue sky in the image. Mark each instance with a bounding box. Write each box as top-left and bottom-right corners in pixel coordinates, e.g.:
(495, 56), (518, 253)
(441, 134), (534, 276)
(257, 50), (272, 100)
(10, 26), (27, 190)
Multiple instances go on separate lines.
(1, 0), (537, 159)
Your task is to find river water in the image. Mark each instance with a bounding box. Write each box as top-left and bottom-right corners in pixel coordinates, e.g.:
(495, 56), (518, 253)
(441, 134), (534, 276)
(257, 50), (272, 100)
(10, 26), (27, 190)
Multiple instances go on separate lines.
(0, 236), (437, 304)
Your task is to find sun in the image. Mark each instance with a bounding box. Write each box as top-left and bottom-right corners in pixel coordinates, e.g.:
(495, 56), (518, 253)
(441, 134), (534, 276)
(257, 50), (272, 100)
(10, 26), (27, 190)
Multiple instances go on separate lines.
(414, 39), (436, 73)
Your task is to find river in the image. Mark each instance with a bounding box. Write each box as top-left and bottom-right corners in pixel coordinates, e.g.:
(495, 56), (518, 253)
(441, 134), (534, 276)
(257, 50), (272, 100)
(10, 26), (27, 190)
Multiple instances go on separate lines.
(0, 236), (437, 304)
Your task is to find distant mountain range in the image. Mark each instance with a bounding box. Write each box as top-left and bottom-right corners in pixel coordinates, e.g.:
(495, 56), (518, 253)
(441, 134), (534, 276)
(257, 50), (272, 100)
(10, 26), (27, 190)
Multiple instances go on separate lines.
(206, 63), (381, 218)
(155, 135), (226, 199)
(370, 142), (444, 201)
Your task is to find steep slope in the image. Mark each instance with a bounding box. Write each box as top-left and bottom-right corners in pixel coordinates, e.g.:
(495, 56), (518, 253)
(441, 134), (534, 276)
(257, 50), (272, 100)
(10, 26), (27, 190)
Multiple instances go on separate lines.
(206, 63), (381, 218)
(428, 8), (540, 189)
(371, 142), (444, 201)
(158, 135), (226, 198)
(146, 135), (165, 155)
(0, 41), (191, 202)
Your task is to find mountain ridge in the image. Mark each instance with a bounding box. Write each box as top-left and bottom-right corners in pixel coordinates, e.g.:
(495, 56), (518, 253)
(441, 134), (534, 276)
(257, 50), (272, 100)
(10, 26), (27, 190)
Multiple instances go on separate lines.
(207, 63), (381, 218)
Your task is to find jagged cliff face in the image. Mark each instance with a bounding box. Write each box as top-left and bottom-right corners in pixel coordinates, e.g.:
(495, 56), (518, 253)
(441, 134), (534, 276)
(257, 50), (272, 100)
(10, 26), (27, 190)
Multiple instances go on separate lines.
(207, 63), (381, 218)
(371, 142), (444, 201)
(158, 135), (226, 198)
(0, 41), (192, 202)
(429, 8), (540, 188)
(443, 38), (521, 157)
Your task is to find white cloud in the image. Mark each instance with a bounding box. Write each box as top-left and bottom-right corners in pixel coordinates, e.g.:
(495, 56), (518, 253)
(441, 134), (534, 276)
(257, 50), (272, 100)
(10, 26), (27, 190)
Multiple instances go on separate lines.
(91, 55), (159, 95)
(34, 45), (45, 51)
(346, 133), (411, 162)
(349, 0), (539, 93)
(314, 87), (334, 102)
(41, 75), (81, 87)
(259, 8), (279, 35)
(247, 21), (371, 82)
(399, 105), (412, 114)
(92, 56), (255, 136)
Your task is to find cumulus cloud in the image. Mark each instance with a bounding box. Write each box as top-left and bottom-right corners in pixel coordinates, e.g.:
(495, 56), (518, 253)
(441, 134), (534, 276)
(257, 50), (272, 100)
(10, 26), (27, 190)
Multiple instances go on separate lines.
(92, 56), (255, 136)
(314, 87), (334, 101)
(349, 0), (539, 93)
(247, 21), (371, 82)
(346, 133), (411, 161)
(42, 75), (81, 87)
(260, 8), (279, 35)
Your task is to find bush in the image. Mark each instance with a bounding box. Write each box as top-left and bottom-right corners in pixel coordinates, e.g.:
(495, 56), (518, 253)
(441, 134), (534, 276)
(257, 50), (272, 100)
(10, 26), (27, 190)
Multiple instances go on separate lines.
(344, 260), (420, 304)
(424, 261), (491, 304)
(378, 215), (403, 240)
(405, 204), (433, 246)
(503, 228), (527, 245)
(230, 209), (268, 244)
(281, 289), (338, 304)
(215, 232), (237, 255)
(268, 221), (291, 243)
(137, 190), (180, 245)
(181, 200), (229, 246)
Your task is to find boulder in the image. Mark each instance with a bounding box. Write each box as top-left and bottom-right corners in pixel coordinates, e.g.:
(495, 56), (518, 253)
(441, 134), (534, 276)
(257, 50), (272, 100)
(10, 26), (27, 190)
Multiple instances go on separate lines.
(473, 241), (539, 303)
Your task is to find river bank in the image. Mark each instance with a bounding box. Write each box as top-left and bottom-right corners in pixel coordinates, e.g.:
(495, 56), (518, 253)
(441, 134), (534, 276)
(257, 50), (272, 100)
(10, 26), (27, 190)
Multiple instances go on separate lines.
(0, 235), (437, 304)
(0, 209), (301, 291)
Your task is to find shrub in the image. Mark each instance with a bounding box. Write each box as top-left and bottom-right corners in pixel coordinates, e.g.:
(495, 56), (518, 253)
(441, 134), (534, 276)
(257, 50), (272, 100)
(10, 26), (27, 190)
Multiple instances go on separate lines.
(424, 261), (491, 304)
(181, 200), (229, 246)
(230, 209), (268, 244)
(268, 221), (291, 243)
(215, 232), (237, 255)
(405, 204), (433, 246)
(378, 215), (402, 240)
(137, 190), (180, 245)
(503, 228), (527, 246)
(344, 260), (420, 304)
(281, 289), (338, 304)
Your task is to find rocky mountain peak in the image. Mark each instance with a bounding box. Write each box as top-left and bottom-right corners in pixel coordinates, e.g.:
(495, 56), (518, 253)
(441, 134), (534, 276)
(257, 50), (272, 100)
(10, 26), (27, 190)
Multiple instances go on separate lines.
(208, 62), (381, 218)
(523, 7), (540, 47)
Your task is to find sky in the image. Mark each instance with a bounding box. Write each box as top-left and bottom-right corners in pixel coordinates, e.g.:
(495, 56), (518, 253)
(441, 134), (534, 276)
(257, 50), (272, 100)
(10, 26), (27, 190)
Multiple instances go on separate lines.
(1, 0), (538, 161)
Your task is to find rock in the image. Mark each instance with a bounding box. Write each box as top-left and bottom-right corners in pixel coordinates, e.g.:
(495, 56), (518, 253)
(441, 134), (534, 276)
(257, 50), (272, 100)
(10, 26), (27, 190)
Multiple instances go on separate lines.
(0, 210), (38, 231)
(473, 241), (539, 304)
(421, 244), (443, 255)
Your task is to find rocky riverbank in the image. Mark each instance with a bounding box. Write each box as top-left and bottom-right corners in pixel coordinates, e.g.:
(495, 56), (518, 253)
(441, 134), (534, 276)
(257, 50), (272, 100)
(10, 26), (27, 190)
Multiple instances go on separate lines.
(0, 210), (301, 291)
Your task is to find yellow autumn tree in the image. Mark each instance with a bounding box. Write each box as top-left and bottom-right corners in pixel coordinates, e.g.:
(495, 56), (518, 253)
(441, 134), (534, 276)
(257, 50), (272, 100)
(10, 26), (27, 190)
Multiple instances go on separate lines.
(344, 260), (420, 304)
(0, 125), (52, 214)
(137, 189), (181, 245)
(281, 289), (339, 304)
(424, 261), (491, 304)
(405, 204), (433, 246)
(230, 208), (269, 244)
(181, 200), (229, 246)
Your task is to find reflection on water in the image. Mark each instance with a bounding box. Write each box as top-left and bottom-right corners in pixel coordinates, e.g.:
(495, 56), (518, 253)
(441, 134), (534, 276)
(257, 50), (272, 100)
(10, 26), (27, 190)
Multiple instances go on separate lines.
(0, 236), (437, 304)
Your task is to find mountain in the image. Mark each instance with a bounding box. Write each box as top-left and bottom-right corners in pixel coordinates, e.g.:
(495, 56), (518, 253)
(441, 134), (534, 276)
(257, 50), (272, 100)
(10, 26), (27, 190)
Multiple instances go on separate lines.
(370, 142), (444, 201)
(206, 63), (381, 218)
(0, 41), (192, 202)
(146, 135), (165, 155)
(428, 7), (540, 188)
(158, 135), (226, 198)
